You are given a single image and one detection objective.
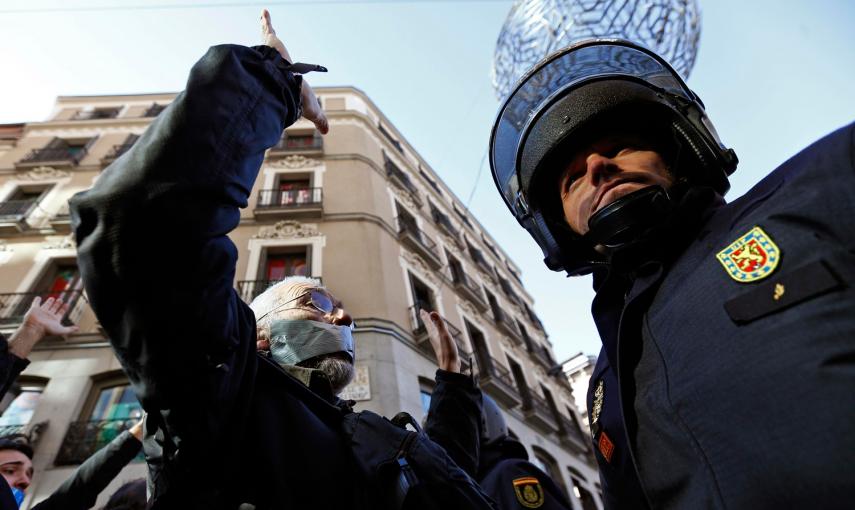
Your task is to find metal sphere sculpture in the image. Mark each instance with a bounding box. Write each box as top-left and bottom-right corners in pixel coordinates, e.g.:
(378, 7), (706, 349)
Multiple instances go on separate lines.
(492, 0), (701, 100)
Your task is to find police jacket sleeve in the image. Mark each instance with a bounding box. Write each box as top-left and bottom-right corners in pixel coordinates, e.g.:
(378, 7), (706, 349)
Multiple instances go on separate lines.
(424, 369), (482, 477)
(31, 431), (142, 510)
(68, 44), (303, 451)
(0, 333), (29, 401)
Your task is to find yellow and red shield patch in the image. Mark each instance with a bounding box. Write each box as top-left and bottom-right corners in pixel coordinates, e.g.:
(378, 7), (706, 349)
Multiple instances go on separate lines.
(716, 226), (781, 282)
(513, 476), (545, 508)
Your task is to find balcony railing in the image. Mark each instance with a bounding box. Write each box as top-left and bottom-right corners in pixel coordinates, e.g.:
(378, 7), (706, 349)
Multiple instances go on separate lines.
(532, 345), (556, 370)
(431, 207), (459, 240)
(0, 421), (48, 445)
(385, 157), (421, 203)
(478, 356), (522, 408)
(55, 418), (143, 466)
(0, 290), (85, 326)
(268, 134), (323, 154)
(450, 271), (488, 312)
(0, 199), (38, 224)
(522, 392), (559, 432)
(494, 308), (521, 340)
(71, 108), (119, 121)
(407, 304), (473, 372)
(102, 143), (135, 163)
(17, 147), (87, 168)
(396, 218), (442, 269)
(255, 188), (323, 219)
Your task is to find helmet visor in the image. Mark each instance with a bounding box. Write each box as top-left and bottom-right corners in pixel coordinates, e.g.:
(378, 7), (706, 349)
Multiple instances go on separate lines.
(490, 40), (694, 212)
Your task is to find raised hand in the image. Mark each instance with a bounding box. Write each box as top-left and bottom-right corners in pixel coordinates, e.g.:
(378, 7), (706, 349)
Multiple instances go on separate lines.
(420, 309), (461, 373)
(8, 296), (80, 358)
(260, 9), (329, 134)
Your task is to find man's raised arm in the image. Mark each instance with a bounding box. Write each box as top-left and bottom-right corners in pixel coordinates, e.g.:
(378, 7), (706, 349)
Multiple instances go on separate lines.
(68, 11), (324, 443)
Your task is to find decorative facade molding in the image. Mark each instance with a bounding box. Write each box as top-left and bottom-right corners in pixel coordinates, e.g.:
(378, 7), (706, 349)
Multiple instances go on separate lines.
(253, 220), (320, 240)
(43, 234), (75, 250)
(23, 167), (71, 181)
(269, 155), (321, 169)
(478, 269), (496, 286)
(459, 299), (486, 329)
(390, 185), (418, 211)
(401, 251), (440, 286)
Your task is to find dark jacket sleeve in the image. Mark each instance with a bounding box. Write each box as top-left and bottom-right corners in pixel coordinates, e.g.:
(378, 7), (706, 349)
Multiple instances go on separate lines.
(67, 45), (303, 475)
(31, 431), (142, 510)
(0, 333), (29, 401)
(424, 369), (482, 477)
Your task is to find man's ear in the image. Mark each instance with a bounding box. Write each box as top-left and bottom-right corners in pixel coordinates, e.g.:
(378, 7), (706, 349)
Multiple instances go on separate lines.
(256, 325), (271, 351)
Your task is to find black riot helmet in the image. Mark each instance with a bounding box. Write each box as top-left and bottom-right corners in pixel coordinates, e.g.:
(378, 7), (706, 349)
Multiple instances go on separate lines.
(489, 39), (738, 276)
(481, 393), (509, 446)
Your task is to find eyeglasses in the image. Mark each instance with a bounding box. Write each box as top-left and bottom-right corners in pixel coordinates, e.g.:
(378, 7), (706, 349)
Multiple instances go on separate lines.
(255, 289), (354, 329)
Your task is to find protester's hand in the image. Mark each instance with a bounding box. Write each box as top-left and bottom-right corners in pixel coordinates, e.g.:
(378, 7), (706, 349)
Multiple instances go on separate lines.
(8, 297), (79, 358)
(420, 309), (461, 373)
(129, 414), (145, 441)
(260, 9), (329, 134)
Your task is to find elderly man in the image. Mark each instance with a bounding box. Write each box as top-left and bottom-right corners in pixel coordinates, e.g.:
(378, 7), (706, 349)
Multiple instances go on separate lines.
(489, 39), (855, 509)
(69, 11), (494, 510)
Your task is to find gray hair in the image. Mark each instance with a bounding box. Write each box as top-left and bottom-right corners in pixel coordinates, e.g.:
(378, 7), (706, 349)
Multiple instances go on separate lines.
(249, 276), (325, 331)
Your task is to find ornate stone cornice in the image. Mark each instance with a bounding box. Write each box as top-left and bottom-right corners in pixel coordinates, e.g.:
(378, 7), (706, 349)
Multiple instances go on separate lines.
(22, 167), (71, 181)
(43, 234), (75, 250)
(269, 155), (321, 169)
(401, 251), (440, 286)
(390, 185), (418, 211)
(253, 220), (320, 239)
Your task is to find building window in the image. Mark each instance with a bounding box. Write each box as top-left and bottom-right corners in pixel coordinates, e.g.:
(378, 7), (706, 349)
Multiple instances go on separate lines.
(498, 275), (521, 304)
(143, 103), (166, 117)
(507, 357), (531, 401)
(466, 239), (491, 273)
(452, 203), (473, 229)
(418, 168), (442, 195)
(276, 175), (313, 206)
(264, 248), (309, 281)
(481, 235), (501, 260)
(3, 260), (84, 325)
(446, 251), (465, 285)
(72, 106), (120, 120)
(378, 123), (403, 153)
(532, 447), (569, 498)
(409, 273), (435, 312)
(396, 202), (420, 239)
(465, 320), (492, 375)
(0, 185), (50, 224)
(0, 378), (46, 434)
(418, 377), (435, 419)
(485, 290), (503, 323)
(517, 320), (534, 351)
(17, 137), (95, 167)
(89, 384), (142, 422)
(568, 468), (598, 510)
(430, 202), (459, 239)
(56, 376), (142, 466)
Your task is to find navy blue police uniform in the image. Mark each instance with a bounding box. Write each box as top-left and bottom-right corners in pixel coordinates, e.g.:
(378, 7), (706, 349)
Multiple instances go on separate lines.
(585, 122), (855, 509)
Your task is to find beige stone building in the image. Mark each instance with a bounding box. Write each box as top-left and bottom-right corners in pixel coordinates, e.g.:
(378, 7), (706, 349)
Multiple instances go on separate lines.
(0, 88), (602, 509)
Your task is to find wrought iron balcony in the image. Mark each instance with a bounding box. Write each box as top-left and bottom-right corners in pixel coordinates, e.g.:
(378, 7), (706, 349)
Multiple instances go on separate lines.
(522, 391), (559, 432)
(407, 304), (472, 372)
(143, 103), (166, 117)
(0, 199), (38, 231)
(254, 188), (323, 219)
(236, 278), (323, 304)
(71, 108), (120, 121)
(268, 133), (323, 155)
(0, 290), (85, 326)
(478, 357), (522, 408)
(430, 207), (459, 240)
(102, 143), (135, 164)
(396, 217), (441, 269)
(0, 421), (48, 445)
(55, 418), (143, 466)
(450, 271), (488, 312)
(494, 307), (521, 340)
(385, 157), (422, 204)
(531, 344), (556, 370)
(17, 147), (87, 168)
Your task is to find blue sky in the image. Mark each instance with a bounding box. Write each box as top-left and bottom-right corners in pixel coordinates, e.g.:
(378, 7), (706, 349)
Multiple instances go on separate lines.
(2, 0), (854, 360)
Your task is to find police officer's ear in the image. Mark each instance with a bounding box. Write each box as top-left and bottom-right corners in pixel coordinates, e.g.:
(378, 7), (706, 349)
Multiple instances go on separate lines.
(256, 325), (271, 351)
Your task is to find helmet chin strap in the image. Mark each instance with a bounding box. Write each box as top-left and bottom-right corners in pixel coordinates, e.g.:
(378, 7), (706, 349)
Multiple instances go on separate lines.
(583, 185), (673, 252)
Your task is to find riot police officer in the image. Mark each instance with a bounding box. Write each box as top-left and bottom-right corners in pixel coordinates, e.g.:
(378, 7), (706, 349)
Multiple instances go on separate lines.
(489, 39), (855, 509)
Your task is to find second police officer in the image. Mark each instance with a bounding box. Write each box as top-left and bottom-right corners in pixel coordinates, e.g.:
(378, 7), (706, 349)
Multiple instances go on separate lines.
(489, 39), (855, 509)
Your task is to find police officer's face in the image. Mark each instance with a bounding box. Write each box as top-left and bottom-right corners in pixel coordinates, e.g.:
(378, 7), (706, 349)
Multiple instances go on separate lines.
(558, 132), (673, 234)
(0, 450), (33, 491)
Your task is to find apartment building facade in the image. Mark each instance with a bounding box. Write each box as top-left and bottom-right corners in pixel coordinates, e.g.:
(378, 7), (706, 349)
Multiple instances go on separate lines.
(0, 88), (602, 509)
